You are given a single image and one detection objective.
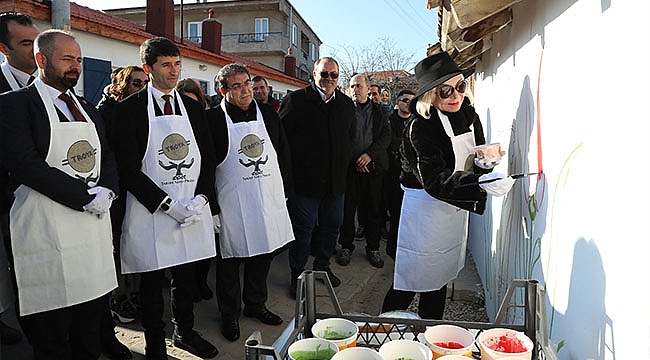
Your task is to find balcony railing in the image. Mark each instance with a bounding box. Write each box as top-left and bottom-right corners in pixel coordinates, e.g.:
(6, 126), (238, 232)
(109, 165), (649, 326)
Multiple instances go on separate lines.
(183, 32), (285, 45)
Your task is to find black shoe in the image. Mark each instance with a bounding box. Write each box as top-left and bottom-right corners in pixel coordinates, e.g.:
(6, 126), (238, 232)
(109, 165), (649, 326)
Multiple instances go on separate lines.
(289, 277), (298, 298)
(336, 248), (352, 266)
(0, 319), (22, 345)
(173, 329), (218, 358)
(315, 267), (341, 287)
(244, 308), (283, 325)
(102, 335), (133, 360)
(111, 295), (138, 324)
(366, 250), (385, 268)
(220, 319), (240, 342)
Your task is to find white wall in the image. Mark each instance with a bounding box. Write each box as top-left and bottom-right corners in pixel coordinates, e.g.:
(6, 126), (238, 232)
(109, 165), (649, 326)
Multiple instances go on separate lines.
(467, 0), (650, 359)
(1, 19), (302, 98)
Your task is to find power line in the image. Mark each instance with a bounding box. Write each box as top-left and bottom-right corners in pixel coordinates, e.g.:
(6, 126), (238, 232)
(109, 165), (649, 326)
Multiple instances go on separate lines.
(402, 0), (438, 34)
(381, 0), (434, 44)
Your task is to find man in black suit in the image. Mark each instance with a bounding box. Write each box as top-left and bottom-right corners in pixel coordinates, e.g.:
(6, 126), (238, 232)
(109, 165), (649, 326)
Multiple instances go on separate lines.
(0, 11), (38, 346)
(206, 63), (293, 342)
(0, 29), (119, 360)
(0, 12), (38, 92)
(112, 37), (218, 360)
(279, 57), (355, 297)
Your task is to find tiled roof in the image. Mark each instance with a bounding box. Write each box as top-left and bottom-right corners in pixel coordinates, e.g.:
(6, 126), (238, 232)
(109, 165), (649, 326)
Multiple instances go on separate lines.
(1, 0), (307, 87)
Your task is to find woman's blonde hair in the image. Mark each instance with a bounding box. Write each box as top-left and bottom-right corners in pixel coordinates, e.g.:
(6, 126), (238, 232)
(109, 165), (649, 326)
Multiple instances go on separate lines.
(415, 87), (437, 119)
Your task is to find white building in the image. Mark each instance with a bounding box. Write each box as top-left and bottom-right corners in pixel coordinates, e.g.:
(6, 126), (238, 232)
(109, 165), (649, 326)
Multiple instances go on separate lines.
(431, 1), (650, 359)
(0, 0), (308, 105)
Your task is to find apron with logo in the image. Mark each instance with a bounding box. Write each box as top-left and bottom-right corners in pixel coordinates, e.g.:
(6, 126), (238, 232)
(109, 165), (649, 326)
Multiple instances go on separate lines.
(120, 87), (215, 273)
(10, 79), (116, 315)
(215, 99), (294, 258)
(394, 110), (475, 292)
(0, 63), (20, 312)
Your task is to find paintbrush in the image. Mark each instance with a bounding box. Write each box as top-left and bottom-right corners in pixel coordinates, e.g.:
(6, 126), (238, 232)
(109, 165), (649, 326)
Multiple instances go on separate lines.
(455, 172), (539, 188)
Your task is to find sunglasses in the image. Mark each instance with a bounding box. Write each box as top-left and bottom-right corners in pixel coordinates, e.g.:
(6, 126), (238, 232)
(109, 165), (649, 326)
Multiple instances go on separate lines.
(436, 79), (468, 99)
(229, 80), (253, 91)
(399, 98), (411, 104)
(131, 79), (149, 87)
(319, 71), (339, 79)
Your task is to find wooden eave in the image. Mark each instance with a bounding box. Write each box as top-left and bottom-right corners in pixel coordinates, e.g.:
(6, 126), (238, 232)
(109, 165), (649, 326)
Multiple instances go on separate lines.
(426, 0), (522, 70)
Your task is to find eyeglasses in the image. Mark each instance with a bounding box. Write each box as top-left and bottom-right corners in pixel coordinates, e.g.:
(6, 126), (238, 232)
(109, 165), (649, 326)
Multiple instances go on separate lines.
(436, 79), (468, 99)
(229, 80), (253, 91)
(399, 98), (411, 104)
(319, 71), (339, 79)
(131, 79), (149, 87)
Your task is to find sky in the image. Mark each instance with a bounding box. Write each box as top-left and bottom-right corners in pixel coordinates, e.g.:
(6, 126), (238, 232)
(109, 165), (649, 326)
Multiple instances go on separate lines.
(70, 0), (439, 72)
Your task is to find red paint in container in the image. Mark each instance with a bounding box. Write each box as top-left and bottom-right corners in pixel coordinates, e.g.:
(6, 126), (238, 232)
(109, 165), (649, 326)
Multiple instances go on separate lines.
(478, 328), (533, 360)
(433, 342), (465, 349)
(486, 335), (528, 353)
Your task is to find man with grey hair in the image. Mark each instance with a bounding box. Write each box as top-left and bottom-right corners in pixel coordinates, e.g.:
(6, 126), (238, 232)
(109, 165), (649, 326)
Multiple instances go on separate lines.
(336, 73), (390, 268)
(207, 63), (293, 342)
(279, 57), (355, 297)
(0, 29), (119, 359)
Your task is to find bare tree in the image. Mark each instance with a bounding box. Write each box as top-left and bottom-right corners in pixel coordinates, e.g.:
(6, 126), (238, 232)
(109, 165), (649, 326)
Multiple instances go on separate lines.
(329, 36), (417, 99)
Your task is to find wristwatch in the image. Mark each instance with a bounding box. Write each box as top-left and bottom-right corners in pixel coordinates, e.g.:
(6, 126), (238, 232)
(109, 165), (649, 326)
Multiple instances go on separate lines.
(160, 196), (173, 212)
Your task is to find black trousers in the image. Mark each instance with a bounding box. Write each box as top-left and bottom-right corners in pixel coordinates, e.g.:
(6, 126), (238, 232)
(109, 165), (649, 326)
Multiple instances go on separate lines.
(18, 295), (104, 360)
(384, 163), (404, 260)
(215, 251), (273, 321)
(139, 262), (197, 350)
(381, 284), (448, 320)
(339, 169), (384, 252)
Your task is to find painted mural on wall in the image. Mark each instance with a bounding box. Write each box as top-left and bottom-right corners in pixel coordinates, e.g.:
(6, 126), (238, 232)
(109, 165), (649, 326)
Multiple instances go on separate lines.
(479, 74), (549, 322)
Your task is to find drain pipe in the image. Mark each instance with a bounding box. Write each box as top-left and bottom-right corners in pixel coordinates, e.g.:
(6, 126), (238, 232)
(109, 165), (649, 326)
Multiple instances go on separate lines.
(51, 0), (71, 30)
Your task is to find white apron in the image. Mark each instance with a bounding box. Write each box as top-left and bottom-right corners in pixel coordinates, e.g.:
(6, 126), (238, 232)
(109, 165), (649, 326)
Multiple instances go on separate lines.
(120, 86), (215, 273)
(1, 63), (25, 311)
(1, 61), (22, 91)
(10, 79), (116, 315)
(215, 99), (294, 258)
(394, 110), (475, 292)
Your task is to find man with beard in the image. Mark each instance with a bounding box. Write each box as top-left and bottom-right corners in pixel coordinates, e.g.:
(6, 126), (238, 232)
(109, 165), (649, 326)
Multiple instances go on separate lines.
(0, 11), (38, 346)
(0, 29), (119, 359)
(279, 57), (354, 297)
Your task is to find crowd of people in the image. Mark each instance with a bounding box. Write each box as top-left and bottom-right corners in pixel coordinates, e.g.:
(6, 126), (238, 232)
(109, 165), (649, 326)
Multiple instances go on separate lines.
(0, 11), (516, 360)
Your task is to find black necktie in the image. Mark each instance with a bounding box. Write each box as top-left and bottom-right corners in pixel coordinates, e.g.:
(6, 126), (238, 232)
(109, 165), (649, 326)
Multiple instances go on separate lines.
(58, 93), (86, 122)
(27, 75), (35, 85)
(162, 94), (173, 115)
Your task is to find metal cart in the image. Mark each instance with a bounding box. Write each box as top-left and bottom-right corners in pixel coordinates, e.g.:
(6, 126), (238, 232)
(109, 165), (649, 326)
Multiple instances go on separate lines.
(244, 270), (558, 359)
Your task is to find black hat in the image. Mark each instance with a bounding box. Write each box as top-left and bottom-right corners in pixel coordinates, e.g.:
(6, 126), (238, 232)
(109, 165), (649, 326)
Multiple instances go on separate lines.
(412, 52), (474, 101)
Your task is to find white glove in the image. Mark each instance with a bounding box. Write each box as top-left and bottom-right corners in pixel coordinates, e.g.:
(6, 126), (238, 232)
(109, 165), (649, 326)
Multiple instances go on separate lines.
(164, 199), (195, 224)
(474, 156), (500, 169)
(180, 212), (202, 228)
(212, 215), (221, 234)
(186, 195), (207, 214)
(479, 173), (515, 197)
(83, 186), (115, 218)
